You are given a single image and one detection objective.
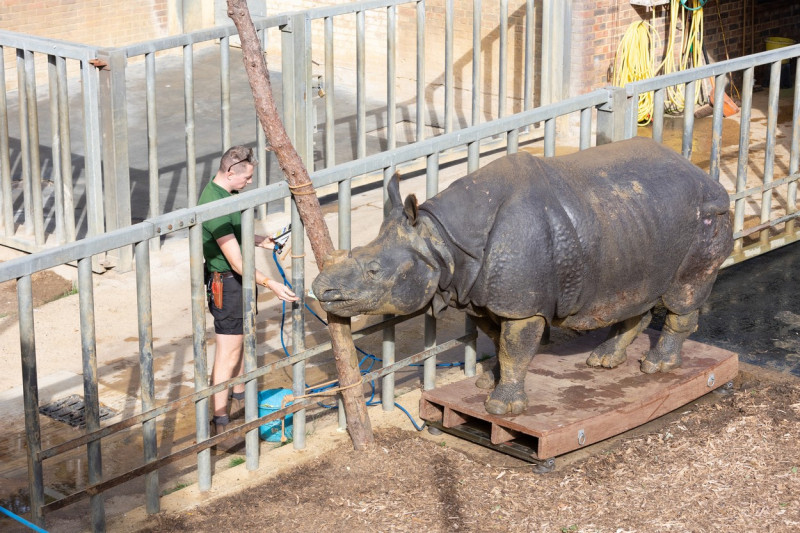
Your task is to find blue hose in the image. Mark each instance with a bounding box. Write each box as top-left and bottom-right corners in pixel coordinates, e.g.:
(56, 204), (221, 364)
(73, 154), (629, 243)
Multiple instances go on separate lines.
(0, 506), (48, 533)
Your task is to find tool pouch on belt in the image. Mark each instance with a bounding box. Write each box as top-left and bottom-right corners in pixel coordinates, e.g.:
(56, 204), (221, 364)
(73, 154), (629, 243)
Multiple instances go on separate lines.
(211, 272), (223, 308)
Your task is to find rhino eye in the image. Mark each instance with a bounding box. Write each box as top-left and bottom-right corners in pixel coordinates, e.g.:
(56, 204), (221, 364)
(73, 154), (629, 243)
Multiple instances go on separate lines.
(365, 260), (381, 279)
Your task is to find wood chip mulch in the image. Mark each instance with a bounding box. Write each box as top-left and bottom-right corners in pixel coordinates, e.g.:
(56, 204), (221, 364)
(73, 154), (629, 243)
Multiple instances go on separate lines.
(140, 373), (800, 533)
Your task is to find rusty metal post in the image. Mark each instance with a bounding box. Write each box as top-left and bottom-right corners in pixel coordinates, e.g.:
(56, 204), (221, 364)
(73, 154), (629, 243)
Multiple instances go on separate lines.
(18, 274), (44, 528)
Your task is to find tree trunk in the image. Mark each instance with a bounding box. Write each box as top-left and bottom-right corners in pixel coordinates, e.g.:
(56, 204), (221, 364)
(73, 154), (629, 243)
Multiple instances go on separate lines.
(226, 0), (374, 450)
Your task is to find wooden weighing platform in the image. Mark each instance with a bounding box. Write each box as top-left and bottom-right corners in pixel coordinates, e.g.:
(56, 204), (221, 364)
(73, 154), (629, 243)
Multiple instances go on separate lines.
(420, 329), (738, 465)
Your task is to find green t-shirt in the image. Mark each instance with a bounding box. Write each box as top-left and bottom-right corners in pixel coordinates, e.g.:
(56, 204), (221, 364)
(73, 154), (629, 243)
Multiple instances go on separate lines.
(199, 180), (241, 273)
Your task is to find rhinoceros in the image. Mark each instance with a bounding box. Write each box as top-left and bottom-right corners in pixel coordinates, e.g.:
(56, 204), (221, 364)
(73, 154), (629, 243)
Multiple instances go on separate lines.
(312, 137), (733, 415)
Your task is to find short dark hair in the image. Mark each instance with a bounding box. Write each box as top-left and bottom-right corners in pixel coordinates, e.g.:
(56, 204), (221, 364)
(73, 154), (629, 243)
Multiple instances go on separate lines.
(219, 145), (257, 173)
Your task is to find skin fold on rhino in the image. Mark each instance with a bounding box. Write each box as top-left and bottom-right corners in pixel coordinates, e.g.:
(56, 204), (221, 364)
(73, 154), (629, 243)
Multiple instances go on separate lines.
(312, 137), (734, 416)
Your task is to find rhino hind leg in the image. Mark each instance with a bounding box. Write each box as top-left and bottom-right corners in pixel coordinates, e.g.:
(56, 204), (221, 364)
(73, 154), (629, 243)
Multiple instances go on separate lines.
(586, 311), (652, 369)
(485, 316), (546, 416)
(641, 309), (698, 373)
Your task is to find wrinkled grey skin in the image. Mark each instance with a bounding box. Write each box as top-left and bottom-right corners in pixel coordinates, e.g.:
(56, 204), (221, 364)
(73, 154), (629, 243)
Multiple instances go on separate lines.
(313, 138), (734, 416)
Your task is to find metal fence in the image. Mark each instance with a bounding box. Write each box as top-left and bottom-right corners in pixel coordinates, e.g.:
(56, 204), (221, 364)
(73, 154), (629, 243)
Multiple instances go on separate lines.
(623, 44), (800, 265)
(0, 5), (799, 532)
(0, 84), (608, 531)
(0, 0), (542, 270)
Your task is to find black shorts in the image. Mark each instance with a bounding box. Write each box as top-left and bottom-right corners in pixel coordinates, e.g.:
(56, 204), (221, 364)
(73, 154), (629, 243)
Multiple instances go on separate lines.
(207, 272), (243, 335)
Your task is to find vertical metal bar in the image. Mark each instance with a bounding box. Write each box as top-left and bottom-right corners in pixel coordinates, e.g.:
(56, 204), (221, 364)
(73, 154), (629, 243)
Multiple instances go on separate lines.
(579, 107), (592, 150)
(387, 5), (397, 151)
(416, 0), (425, 142)
(145, 53), (159, 227)
(189, 223), (211, 490)
(381, 166), (396, 412)
(424, 153), (439, 389)
(788, 60), (800, 237)
(82, 58), (105, 242)
(544, 118), (556, 157)
(220, 36), (232, 151)
(681, 81), (696, 159)
(184, 44), (197, 208)
(17, 50), (33, 237)
(256, 29), (268, 221)
(325, 17), (335, 169)
(356, 10), (366, 159)
(596, 87), (625, 145)
(338, 177), (352, 251)
(99, 50), (133, 271)
(24, 50), (44, 245)
(498, 0), (508, 119)
(286, 12), (311, 449)
(291, 200), (307, 448)
(709, 73), (726, 182)
(472, 0), (481, 126)
(761, 61), (781, 247)
(463, 316), (477, 377)
(0, 47), (11, 237)
(468, 142), (479, 173)
(241, 209), (260, 469)
(423, 310), (437, 390)
(624, 90), (638, 140)
(78, 257), (105, 530)
(18, 275), (44, 528)
(733, 68), (754, 255)
(134, 240), (159, 514)
(653, 87), (665, 143)
(57, 56), (76, 243)
(48, 55), (65, 244)
(507, 128), (519, 154)
(523, 0), (534, 112)
(445, 0), (454, 133)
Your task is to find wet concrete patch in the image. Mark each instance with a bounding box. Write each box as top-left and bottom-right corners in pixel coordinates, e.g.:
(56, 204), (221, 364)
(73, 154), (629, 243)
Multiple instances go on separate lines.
(692, 241), (800, 376)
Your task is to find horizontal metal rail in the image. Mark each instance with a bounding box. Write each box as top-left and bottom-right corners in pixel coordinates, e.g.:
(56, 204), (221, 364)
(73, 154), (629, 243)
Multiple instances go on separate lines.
(626, 45), (800, 95)
(41, 324), (475, 516)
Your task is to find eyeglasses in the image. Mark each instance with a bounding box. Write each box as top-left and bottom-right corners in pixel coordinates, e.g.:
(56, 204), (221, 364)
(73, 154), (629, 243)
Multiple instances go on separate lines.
(226, 150), (257, 173)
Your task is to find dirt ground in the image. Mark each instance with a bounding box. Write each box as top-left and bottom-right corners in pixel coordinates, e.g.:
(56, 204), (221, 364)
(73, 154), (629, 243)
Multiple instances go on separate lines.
(133, 365), (800, 533)
(0, 267), (74, 320)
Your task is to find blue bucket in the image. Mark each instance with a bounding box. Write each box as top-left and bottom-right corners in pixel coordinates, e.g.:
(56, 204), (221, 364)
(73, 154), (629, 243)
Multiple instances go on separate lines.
(258, 388), (294, 442)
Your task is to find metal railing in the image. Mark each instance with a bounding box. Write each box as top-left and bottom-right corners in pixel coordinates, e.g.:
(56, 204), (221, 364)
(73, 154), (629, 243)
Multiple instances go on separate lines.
(624, 44), (800, 266)
(0, 83), (609, 530)
(0, 0), (542, 269)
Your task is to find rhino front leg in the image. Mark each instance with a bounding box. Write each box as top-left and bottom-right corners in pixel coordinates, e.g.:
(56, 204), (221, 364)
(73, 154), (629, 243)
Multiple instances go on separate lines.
(586, 311), (652, 369)
(485, 316), (546, 415)
(641, 309), (698, 373)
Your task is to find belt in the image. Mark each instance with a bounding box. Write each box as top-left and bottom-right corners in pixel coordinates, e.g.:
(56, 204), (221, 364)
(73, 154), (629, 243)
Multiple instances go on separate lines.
(213, 271), (236, 279)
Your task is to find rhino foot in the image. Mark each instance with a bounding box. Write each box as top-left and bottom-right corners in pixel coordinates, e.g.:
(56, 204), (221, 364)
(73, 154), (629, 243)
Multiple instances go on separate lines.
(484, 383), (528, 415)
(641, 310), (695, 374)
(586, 346), (627, 369)
(640, 349), (682, 373)
(475, 368), (498, 390)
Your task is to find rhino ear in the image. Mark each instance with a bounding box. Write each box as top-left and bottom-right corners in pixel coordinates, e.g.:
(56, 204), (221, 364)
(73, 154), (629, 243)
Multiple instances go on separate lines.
(403, 194), (419, 225)
(386, 172), (403, 211)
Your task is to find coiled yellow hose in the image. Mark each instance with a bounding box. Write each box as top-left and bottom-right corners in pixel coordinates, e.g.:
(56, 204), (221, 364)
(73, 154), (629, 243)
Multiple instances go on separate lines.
(613, 0), (706, 125)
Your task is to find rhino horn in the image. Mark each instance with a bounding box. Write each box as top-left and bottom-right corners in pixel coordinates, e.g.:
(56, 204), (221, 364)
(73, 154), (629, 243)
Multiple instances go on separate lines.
(322, 248), (352, 269)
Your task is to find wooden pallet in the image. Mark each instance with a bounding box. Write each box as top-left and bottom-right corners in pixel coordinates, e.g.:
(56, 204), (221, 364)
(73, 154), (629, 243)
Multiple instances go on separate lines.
(420, 329), (738, 461)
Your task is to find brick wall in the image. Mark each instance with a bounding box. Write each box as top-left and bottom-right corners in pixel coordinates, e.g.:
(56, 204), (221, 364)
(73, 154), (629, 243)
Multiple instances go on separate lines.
(0, 0), (172, 46)
(570, 0), (800, 97)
